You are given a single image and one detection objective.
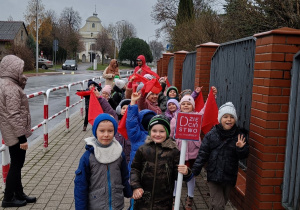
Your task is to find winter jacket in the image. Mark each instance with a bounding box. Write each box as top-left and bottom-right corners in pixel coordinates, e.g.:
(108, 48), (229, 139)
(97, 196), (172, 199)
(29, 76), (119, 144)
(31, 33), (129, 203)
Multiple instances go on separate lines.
(137, 92), (162, 114)
(74, 137), (132, 210)
(109, 85), (124, 110)
(130, 136), (190, 210)
(191, 125), (249, 186)
(97, 97), (118, 121)
(0, 55), (32, 146)
(103, 59), (120, 87)
(157, 82), (167, 113)
(126, 105), (156, 171)
(133, 55), (151, 77)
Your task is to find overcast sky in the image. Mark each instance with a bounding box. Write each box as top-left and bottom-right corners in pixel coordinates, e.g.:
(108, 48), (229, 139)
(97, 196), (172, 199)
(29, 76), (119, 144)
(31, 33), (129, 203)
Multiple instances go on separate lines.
(0, 0), (164, 43)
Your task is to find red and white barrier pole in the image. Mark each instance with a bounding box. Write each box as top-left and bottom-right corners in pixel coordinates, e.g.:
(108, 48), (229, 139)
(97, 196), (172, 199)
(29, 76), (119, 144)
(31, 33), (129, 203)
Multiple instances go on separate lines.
(43, 91), (49, 151)
(0, 138), (10, 191)
(66, 86), (70, 132)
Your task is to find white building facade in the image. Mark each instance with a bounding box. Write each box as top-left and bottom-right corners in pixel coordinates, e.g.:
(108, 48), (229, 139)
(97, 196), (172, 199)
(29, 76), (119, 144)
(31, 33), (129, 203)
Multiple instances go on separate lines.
(78, 12), (104, 63)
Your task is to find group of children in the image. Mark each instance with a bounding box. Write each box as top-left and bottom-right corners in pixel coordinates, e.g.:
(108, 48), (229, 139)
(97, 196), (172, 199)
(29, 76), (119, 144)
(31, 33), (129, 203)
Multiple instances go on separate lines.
(74, 56), (249, 210)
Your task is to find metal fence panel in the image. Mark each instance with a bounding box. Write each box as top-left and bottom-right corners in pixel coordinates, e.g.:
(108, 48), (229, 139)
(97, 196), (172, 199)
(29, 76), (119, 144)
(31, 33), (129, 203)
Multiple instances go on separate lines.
(282, 51), (300, 210)
(210, 37), (256, 131)
(181, 51), (196, 91)
(167, 57), (174, 85)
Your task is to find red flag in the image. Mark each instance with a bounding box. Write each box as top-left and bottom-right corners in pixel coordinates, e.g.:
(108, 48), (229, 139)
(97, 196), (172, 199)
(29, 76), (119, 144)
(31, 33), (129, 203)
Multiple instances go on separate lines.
(166, 78), (171, 87)
(201, 88), (218, 134)
(133, 73), (149, 84)
(117, 109), (128, 139)
(139, 66), (160, 79)
(88, 89), (103, 125)
(132, 83), (138, 92)
(194, 91), (204, 112)
(142, 78), (162, 95)
(76, 90), (92, 97)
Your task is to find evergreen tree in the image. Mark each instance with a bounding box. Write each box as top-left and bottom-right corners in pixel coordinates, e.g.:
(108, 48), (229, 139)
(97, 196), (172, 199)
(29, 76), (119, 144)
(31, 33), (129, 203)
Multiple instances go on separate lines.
(119, 38), (153, 67)
(176, 0), (195, 25)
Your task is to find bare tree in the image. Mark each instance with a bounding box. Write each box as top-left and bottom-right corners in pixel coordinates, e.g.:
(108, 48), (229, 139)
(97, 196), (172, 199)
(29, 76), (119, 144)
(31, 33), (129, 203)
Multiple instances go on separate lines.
(24, 0), (45, 39)
(59, 7), (82, 32)
(96, 28), (113, 65)
(107, 20), (137, 52)
(57, 7), (83, 58)
(149, 40), (165, 61)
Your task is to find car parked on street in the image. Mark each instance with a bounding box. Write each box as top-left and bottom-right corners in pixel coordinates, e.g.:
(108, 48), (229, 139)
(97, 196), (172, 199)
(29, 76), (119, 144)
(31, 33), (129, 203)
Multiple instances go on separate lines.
(62, 60), (78, 70)
(38, 58), (53, 69)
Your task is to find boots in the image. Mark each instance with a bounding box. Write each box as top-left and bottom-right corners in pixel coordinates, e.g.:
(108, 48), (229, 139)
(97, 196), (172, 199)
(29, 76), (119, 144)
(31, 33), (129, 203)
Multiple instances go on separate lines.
(185, 196), (193, 210)
(82, 126), (87, 131)
(1, 194), (27, 208)
(15, 191), (36, 203)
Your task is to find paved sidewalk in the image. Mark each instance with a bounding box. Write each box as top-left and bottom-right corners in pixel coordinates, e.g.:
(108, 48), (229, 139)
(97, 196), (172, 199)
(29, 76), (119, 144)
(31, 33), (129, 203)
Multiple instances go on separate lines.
(0, 112), (236, 209)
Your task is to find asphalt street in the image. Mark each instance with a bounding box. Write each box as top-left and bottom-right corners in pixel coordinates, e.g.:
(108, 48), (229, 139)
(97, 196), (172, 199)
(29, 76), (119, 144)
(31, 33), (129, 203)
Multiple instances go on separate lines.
(0, 63), (132, 157)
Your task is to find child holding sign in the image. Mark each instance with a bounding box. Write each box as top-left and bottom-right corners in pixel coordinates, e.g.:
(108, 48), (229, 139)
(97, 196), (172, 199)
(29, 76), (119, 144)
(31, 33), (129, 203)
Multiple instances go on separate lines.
(182, 102), (249, 209)
(170, 86), (217, 210)
(130, 115), (190, 209)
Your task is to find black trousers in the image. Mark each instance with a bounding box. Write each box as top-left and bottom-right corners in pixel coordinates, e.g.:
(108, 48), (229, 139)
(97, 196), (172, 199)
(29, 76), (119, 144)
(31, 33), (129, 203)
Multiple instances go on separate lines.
(84, 108), (89, 126)
(5, 142), (26, 199)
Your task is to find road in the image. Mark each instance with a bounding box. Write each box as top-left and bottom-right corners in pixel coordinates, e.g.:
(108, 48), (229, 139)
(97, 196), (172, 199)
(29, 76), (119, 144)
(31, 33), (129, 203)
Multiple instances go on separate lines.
(0, 63), (132, 147)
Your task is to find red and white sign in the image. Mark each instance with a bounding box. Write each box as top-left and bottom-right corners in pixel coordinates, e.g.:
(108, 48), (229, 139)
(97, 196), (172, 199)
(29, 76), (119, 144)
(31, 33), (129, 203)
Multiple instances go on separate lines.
(174, 112), (202, 141)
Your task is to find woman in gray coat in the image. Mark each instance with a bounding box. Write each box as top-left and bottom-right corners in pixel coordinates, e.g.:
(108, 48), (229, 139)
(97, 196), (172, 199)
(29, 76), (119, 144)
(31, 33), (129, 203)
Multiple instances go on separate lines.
(0, 55), (36, 207)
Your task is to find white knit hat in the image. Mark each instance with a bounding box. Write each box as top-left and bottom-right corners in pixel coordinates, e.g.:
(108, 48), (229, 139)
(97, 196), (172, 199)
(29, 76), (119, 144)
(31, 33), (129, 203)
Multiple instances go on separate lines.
(115, 79), (125, 89)
(218, 102), (237, 123)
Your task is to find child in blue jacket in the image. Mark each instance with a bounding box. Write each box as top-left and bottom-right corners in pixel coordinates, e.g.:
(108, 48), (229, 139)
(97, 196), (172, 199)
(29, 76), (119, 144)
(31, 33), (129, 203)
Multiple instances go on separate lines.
(74, 113), (132, 210)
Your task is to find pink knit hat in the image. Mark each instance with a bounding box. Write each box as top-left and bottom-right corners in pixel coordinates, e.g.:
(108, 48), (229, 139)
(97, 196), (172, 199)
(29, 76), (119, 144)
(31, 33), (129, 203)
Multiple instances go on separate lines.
(102, 85), (112, 95)
(179, 95), (195, 109)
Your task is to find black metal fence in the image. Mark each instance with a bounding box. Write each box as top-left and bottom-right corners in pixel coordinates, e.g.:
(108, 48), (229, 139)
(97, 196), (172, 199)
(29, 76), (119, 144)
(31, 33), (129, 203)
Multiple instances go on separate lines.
(282, 50), (300, 210)
(210, 36), (256, 169)
(181, 51), (197, 91)
(167, 57), (174, 85)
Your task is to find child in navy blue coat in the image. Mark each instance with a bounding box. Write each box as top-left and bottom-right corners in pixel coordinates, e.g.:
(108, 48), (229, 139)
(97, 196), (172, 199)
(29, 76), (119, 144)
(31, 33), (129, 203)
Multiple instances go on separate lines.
(74, 113), (132, 209)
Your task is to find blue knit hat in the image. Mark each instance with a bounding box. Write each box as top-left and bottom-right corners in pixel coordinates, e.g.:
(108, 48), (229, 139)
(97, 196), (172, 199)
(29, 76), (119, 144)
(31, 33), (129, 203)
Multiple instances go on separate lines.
(92, 113), (118, 138)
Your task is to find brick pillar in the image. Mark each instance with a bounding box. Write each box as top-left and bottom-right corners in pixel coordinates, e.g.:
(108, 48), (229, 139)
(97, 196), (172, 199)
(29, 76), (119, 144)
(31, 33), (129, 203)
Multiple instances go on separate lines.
(162, 53), (174, 77)
(244, 27), (300, 210)
(173, 51), (188, 92)
(157, 58), (162, 77)
(195, 42), (219, 100)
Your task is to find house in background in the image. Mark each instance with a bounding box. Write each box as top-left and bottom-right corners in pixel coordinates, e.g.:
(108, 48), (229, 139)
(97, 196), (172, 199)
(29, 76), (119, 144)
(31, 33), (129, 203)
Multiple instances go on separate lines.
(78, 12), (104, 63)
(0, 21), (28, 61)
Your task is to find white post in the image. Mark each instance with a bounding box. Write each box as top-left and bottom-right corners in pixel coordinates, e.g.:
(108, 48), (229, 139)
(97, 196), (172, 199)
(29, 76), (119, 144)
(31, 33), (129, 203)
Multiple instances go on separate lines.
(93, 59), (97, 70)
(174, 140), (187, 210)
(35, 0), (39, 73)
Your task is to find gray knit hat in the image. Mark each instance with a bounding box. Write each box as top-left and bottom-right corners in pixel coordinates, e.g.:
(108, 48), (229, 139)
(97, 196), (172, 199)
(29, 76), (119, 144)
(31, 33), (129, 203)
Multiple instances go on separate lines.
(218, 102), (237, 123)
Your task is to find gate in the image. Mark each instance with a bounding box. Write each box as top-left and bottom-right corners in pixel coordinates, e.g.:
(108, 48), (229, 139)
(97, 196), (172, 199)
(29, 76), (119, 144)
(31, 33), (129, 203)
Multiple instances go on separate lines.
(282, 51), (300, 210)
(181, 51), (196, 91)
(167, 57), (174, 85)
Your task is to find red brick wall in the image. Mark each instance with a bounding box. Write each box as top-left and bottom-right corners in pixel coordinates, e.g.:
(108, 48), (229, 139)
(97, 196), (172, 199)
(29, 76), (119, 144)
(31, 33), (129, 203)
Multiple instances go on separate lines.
(230, 27), (300, 210)
(172, 51), (188, 92)
(195, 42), (219, 101)
(157, 58), (162, 77)
(162, 53), (174, 77)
